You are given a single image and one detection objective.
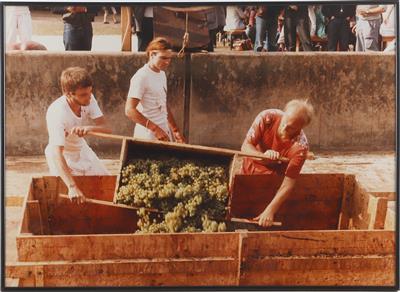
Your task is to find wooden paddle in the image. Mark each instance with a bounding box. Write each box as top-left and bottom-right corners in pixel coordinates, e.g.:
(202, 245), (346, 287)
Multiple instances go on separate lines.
(87, 132), (290, 163)
(58, 194), (282, 226)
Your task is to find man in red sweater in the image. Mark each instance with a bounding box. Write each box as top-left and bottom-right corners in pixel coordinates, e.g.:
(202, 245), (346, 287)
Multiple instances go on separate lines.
(241, 99), (314, 227)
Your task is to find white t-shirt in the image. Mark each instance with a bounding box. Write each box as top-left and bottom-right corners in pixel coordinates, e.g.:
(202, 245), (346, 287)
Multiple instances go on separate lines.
(46, 95), (103, 153)
(127, 63), (170, 136)
(224, 6), (246, 30)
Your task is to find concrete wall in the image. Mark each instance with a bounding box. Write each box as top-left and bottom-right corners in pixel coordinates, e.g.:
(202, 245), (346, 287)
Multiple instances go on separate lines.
(5, 51), (185, 155)
(5, 51), (396, 156)
(190, 52), (396, 150)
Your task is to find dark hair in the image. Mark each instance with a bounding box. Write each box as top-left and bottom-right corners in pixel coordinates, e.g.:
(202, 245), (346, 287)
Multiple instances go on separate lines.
(60, 67), (93, 93)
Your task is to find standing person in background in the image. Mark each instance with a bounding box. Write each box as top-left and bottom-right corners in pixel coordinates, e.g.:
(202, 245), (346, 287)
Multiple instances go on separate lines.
(102, 6), (118, 24)
(224, 6), (247, 31)
(125, 38), (185, 143)
(355, 4), (386, 51)
(379, 5), (395, 38)
(52, 5), (98, 51)
(322, 4), (356, 51)
(5, 6), (32, 45)
(45, 67), (111, 203)
(132, 6), (154, 52)
(284, 5), (312, 51)
(252, 5), (283, 52)
(206, 6), (226, 52)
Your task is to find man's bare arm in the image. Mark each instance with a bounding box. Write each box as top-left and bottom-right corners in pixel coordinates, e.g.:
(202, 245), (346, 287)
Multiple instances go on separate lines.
(53, 146), (86, 204)
(167, 105), (185, 143)
(255, 176), (296, 226)
(125, 97), (169, 141)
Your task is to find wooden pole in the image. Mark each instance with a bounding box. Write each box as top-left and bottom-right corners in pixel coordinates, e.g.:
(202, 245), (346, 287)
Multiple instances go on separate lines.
(121, 6), (132, 51)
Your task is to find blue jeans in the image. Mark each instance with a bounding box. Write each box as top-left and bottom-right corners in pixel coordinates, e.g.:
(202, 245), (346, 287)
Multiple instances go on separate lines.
(63, 23), (93, 51)
(254, 16), (278, 52)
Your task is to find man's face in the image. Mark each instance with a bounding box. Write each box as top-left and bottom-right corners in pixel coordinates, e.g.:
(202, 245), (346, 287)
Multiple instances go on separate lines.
(151, 50), (173, 71)
(69, 86), (92, 106)
(278, 110), (305, 141)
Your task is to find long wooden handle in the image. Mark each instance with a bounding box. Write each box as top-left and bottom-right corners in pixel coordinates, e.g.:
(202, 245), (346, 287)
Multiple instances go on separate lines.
(230, 217), (282, 226)
(88, 132), (290, 162)
(58, 194), (162, 213)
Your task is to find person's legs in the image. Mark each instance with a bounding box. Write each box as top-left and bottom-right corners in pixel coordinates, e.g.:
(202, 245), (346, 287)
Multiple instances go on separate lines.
(81, 24), (93, 51)
(266, 17), (278, 51)
(63, 23), (78, 51)
(5, 12), (18, 44)
(338, 19), (350, 51)
(284, 14), (297, 51)
(139, 17), (153, 51)
(103, 7), (108, 23)
(297, 16), (312, 51)
(17, 12), (32, 42)
(254, 16), (267, 52)
(364, 19), (380, 51)
(327, 18), (340, 51)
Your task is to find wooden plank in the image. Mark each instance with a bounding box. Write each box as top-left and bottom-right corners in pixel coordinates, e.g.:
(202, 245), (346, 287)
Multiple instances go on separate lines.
(34, 266), (44, 287)
(19, 179), (35, 234)
(240, 230), (395, 257)
(338, 174), (355, 229)
(7, 258), (237, 286)
(384, 206), (395, 230)
(154, 7), (209, 49)
(26, 201), (43, 235)
(5, 196), (24, 207)
(121, 6), (132, 51)
(16, 232), (239, 262)
(230, 174), (344, 230)
(351, 181), (390, 230)
(114, 138), (127, 203)
(240, 257), (395, 286)
(33, 177), (50, 234)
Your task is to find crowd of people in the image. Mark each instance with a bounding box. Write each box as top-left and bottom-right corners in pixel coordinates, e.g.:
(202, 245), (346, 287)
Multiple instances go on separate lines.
(5, 4), (396, 52)
(218, 4), (395, 52)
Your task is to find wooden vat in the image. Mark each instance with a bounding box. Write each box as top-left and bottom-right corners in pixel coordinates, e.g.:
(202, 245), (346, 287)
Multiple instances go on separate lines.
(5, 171), (396, 287)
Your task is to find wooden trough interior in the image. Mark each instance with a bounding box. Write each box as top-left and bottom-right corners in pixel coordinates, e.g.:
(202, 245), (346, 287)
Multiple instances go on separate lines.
(6, 139), (396, 287)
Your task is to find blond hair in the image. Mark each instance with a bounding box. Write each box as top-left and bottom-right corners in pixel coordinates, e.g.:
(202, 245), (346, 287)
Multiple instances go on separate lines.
(146, 37), (172, 60)
(284, 99), (314, 125)
(60, 67), (93, 94)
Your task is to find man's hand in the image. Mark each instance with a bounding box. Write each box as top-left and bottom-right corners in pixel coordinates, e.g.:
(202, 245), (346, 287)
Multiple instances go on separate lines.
(172, 129), (186, 143)
(152, 126), (170, 142)
(70, 126), (91, 137)
(254, 207), (275, 227)
(264, 150), (280, 160)
(68, 185), (86, 204)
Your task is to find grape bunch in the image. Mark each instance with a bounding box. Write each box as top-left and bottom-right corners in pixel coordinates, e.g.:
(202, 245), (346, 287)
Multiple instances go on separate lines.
(115, 158), (229, 233)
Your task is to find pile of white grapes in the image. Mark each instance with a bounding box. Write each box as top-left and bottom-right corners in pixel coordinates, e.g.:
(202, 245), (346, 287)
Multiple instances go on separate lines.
(115, 158), (229, 233)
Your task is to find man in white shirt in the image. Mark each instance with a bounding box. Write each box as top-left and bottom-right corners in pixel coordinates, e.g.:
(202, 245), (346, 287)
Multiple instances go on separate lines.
(45, 67), (111, 203)
(5, 6), (32, 45)
(355, 5), (386, 51)
(125, 37), (185, 143)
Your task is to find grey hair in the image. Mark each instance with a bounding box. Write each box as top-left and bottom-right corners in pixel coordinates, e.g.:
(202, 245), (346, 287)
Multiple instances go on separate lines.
(284, 99), (314, 125)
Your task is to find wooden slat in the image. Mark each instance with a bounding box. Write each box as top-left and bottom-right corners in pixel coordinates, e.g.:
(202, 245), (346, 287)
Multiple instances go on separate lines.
(351, 181), (390, 230)
(121, 6), (132, 51)
(114, 138), (127, 203)
(230, 174), (344, 230)
(16, 232), (239, 262)
(240, 256), (395, 286)
(240, 230), (395, 257)
(33, 177), (50, 234)
(384, 206), (395, 230)
(26, 201), (43, 235)
(7, 258), (238, 286)
(338, 174), (355, 229)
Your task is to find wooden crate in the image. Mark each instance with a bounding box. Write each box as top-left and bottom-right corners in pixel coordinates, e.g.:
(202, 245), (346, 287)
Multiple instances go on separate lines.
(114, 137), (236, 203)
(5, 174), (396, 287)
